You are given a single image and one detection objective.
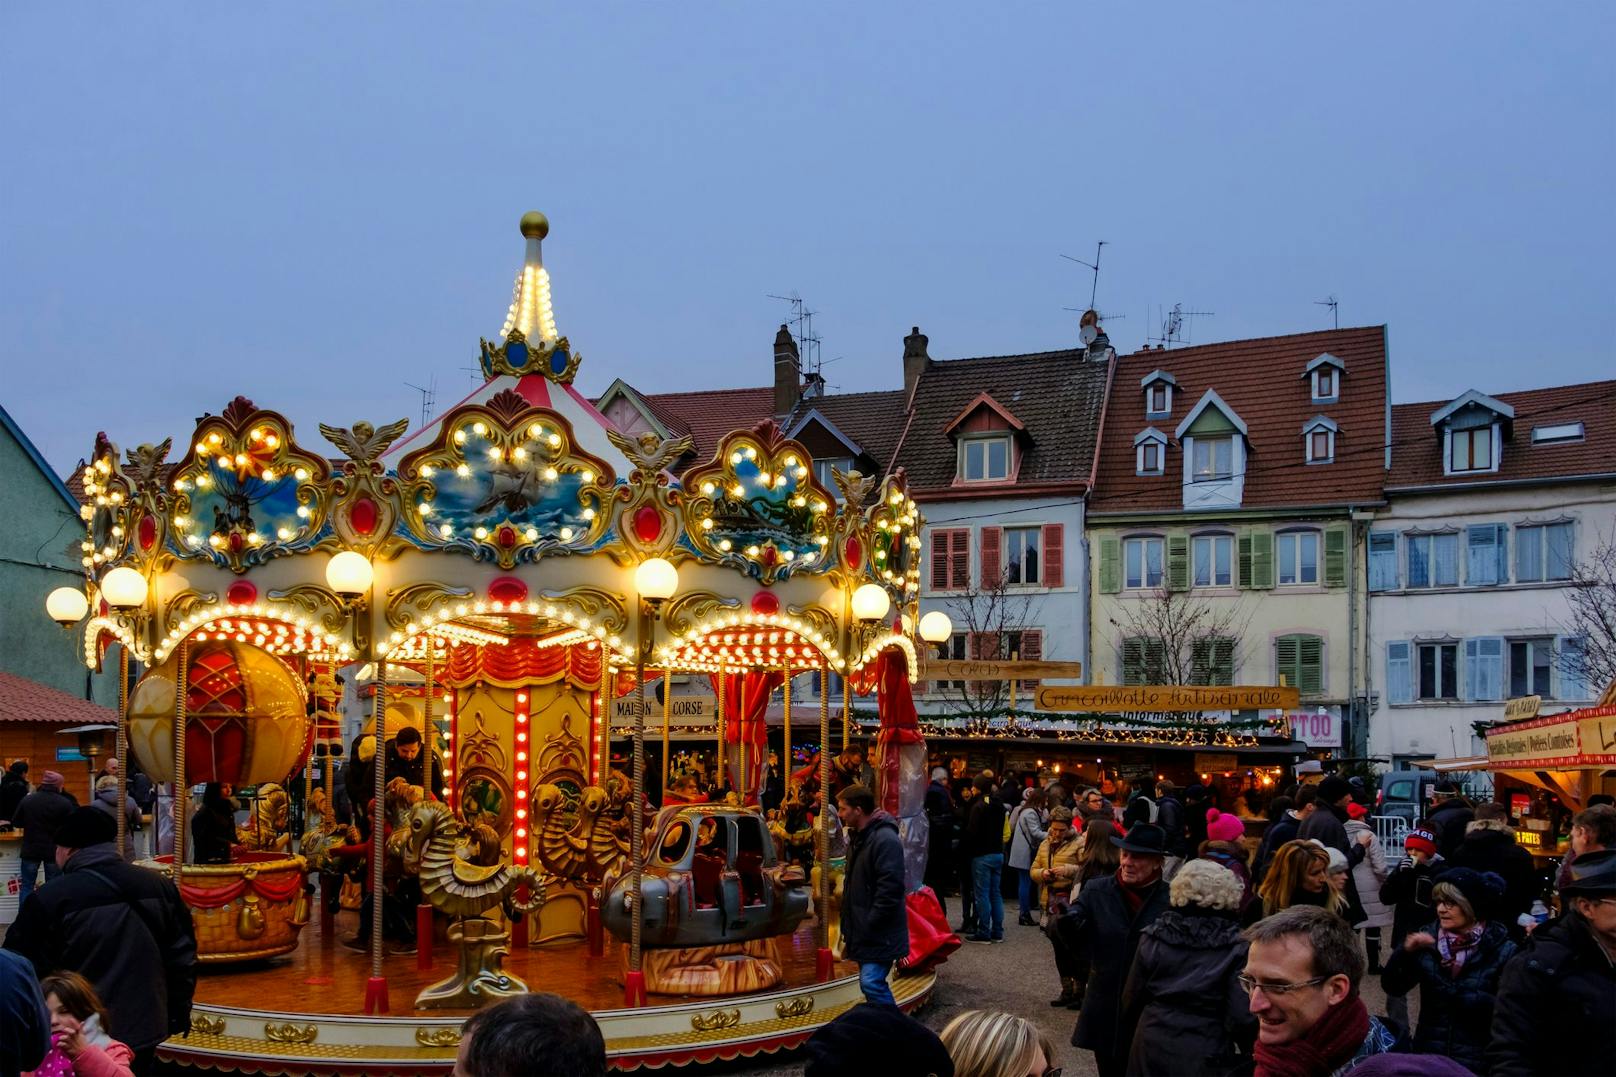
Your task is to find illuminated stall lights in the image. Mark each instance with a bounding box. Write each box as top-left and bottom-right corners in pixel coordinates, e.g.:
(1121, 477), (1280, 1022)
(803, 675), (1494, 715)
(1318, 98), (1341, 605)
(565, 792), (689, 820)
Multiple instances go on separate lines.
(654, 612), (842, 673)
(513, 689), (530, 863)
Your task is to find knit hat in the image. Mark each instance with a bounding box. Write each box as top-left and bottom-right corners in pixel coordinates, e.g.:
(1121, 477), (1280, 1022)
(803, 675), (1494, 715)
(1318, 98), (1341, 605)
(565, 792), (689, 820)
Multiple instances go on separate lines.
(1205, 808), (1246, 844)
(1435, 866), (1507, 919)
(1345, 801), (1369, 820)
(1325, 846), (1349, 875)
(803, 1003), (954, 1077)
(40, 770), (64, 788)
(1404, 826), (1438, 857)
(54, 806), (117, 850)
(1316, 775), (1352, 804)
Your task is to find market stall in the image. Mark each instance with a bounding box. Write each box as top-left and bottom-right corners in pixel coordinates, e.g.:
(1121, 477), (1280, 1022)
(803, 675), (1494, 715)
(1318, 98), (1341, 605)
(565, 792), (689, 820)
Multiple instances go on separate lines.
(1479, 703), (1616, 864)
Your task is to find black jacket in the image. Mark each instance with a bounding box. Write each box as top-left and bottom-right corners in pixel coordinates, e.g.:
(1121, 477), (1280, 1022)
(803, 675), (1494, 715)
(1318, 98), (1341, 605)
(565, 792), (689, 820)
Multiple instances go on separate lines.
(1156, 795), (1188, 857)
(1298, 802), (1367, 925)
(1487, 912), (1616, 1077)
(10, 787), (78, 861)
(191, 799), (237, 864)
(1427, 799), (1475, 859)
(1056, 873), (1171, 1057)
(2, 842), (197, 1051)
(923, 781), (956, 887)
(1118, 908), (1254, 1077)
(1382, 918), (1517, 1074)
(841, 811), (909, 964)
(963, 795), (1006, 860)
(0, 774), (28, 821)
(1380, 853), (1445, 947)
(1449, 825), (1540, 927)
(346, 736), (446, 809)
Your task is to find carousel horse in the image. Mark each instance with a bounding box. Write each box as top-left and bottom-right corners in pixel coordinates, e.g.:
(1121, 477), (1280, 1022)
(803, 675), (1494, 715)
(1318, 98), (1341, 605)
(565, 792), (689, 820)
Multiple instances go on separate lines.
(237, 784), (291, 852)
(530, 782), (630, 883)
(398, 800), (547, 921)
(298, 788), (359, 872)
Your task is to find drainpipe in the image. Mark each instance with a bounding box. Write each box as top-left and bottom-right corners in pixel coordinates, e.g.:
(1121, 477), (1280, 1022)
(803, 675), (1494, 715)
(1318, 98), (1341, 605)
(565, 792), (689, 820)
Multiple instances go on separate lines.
(1346, 514), (1360, 757)
(1080, 535), (1092, 686)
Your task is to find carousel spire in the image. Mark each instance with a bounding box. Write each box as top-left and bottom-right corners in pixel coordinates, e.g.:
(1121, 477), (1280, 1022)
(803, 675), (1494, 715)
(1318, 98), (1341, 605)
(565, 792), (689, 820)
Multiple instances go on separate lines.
(500, 211), (559, 346)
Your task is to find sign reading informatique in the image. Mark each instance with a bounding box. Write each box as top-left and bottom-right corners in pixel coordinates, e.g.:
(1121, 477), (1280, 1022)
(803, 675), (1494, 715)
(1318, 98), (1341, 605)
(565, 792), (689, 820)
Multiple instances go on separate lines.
(1034, 684), (1301, 713)
(610, 694), (717, 724)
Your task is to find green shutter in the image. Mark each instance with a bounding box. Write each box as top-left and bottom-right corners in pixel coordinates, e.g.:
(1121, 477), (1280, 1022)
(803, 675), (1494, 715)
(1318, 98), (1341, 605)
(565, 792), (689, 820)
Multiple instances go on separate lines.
(1145, 638), (1167, 684)
(1191, 639), (1210, 684)
(1099, 536), (1121, 594)
(1324, 526), (1348, 588)
(1299, 636), (1324, 696)
(1275, 635), (1298, 690)
(1251, 530), (1276, 589)
(1237, 532), (1254, 588)
(1166, 533), (1190, 591)
(1213, 637), (1235, 686)
(1122, 637), (1145, 685)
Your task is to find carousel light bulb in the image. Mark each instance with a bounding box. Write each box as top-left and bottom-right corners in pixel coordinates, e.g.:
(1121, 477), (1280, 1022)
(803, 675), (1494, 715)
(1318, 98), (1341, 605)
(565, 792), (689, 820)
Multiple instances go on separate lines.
(296, 505), (310, 518)
(487, 447), (502, 461)
(701, 482), (715, 495)
(472, 422), (488, 436)
(581, 470), (594, 484)
(635, 557), (679, 600)
(456, 464), (471, 478)
(474, 526), (488, 539)
(46, 587), (89, 626)
(260, 467), (276, 482)
(547, 434), (561, 449)
(100, 566), (148, 609)
(524, 528), (538, 541)
(325, 551), (374, 597)
(851, 583), (890, 622)
(277, 527), (293, 540)
(560, 527), (574, 541)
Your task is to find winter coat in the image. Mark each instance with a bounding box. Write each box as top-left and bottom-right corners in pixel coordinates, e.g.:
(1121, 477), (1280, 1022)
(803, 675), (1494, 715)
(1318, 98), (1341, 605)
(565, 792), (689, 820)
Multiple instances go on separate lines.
(1379, 853), (1445, 948)
(190, 800), (237, 865)
(1008, 806), (1047, 870)
(2, 947), (49, 1077)
(1345, 818), (1391, 929)
(0, 773), (29, 821)
(922, 781), (955, 888)
(962, 796), (1006, 860)
(1156, 795), (1188, 857)
(90, 787), (142, 836)
(1031, 831), (1082, 910)
(26, 1012), (137, 1077)
(1, 843), (197, 1052)
(1449, 822), (1539, 927)
(1427, 799), (1475, 859)
(1055, 873), (1171, 1056)
(1300, 802), (1367, 925)
(1487, 912), (1616, 1077)
(10, 788), (78, 861)
(1382, 918), (1517, 1074)
(1118, 907), (1255, 1077)
(1253, 810), (1302, 884)
(840, 811), (908, 964)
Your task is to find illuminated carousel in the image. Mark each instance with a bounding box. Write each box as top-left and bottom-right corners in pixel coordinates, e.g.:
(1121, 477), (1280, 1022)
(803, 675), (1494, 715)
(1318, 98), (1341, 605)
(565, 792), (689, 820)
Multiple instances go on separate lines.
(42, 213), (954, 1074)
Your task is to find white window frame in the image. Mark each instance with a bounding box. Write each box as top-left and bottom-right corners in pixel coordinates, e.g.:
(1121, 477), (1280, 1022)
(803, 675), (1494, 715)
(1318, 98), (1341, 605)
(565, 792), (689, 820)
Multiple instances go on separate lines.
(1190, 436), (1234, 482)
(1445, 424), (1500, 475)
(1276, 529), (1320, 587)
(1416, 641), (1460, 701)
(1124, 535), (1165, 590)
(1192, 532), (1233, 588)
(1145, 381), (1173, 418)
(1515, 520), (1574, 583)
(958, 434), (1011, 483)
(813, 456), (856, 493)
(1531, 422), (1584, 444)
(1003, 526), (1041, 588)
(1508, 637), (1556, 699)
(1405, 531), (1459, 589)
(1136, 437), (1165, 475)
(1306, 427), (1334, 463)
(1368, 531), (1398, 591)
(1311, 367), (1339, 403)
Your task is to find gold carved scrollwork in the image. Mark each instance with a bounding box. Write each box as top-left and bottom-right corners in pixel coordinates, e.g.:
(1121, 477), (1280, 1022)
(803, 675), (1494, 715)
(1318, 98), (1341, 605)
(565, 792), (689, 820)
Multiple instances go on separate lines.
(477, 328), (583, 384)
(385, 582), (476, 630)
(539, 586), (628, 637)
(164, 589), (220, 631)
(265, 584), (350, 635)
(690, 1008), (741, 1032)
(774, 996), (814, 1019)
(460, 712), (508, 771)
(604, 429), (691, 565)
(415, 1027), (463, 1048)
(189, 1013), (226, 1036)
(263, 1022), (318, 1044)
(787, 604), (838, 642)
(860, 470), (923, 602)
(320, 419), (410, 559)
(663, 591), (741, 638)
(76, 433), (144, 583)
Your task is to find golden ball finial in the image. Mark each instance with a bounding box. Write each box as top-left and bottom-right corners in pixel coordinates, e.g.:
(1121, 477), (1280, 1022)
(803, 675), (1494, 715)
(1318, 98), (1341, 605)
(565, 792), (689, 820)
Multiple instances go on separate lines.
(519, 211), (550, 239)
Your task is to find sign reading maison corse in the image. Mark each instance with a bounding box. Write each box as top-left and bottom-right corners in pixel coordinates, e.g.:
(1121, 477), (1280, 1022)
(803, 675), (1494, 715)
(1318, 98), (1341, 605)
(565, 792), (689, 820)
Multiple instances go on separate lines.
(921, 659), (1084, 681)
(611, 694), (717, 724)
(1034, 685), (1300, 714)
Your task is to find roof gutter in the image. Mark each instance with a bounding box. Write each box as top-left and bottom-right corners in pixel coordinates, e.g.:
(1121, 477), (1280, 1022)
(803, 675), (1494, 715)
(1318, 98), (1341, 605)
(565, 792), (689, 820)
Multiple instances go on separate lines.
(1086, 350), (1117, 493)
(1383, 472), (1616, 496)
(1087, 499), (1389, 524)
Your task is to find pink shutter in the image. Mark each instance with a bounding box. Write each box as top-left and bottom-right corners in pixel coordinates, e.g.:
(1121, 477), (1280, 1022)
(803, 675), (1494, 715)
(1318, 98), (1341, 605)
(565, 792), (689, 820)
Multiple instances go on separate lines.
(980, 527), (1002, 588)
(949, 529), (969, 589)
(1041, 524), (1065, 588)
(930, 531), (950, 592)
(1019, 629), (1043, 693)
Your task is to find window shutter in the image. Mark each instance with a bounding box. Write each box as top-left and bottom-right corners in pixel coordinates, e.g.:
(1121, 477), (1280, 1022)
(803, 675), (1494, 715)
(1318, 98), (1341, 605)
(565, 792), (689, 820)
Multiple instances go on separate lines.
(1324, 526), (1348, 587)
(1298, 636), (1324, 696)
(1494, 525), (1510, 584)
(1251, 530), (1276, 589)
(980, 527), (1002, 589)
(1145, 638), (1167, 683)
(1386, 641), (1413, 704)
(930, 530), (950, 592)
(1214, 637), (1235, 686)
(1099, 536), (1121, 594)
(1237, 532), (1254, 589)
(1275, 636), (1298, 691)
(1041, 524), (1065, 588)
(1166, 533), (1190, 591)
(1019, 629), (1043, 693)
(1559, 636), (1590, 700)
(1191, 638), (1211, 684)
(972, 632), (1000, 660)
(1122, 637), (1145, 685)
(1464, 637), (1504, 701)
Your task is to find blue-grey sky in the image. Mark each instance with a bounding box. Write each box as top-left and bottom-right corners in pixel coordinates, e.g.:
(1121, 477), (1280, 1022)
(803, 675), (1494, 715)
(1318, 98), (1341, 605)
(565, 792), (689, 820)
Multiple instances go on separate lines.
(3, 3), (1612, 474)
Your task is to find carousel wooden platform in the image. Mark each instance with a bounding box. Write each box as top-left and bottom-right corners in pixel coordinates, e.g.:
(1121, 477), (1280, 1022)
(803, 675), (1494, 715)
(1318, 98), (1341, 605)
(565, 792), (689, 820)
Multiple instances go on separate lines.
(163, 911), (937, 1074)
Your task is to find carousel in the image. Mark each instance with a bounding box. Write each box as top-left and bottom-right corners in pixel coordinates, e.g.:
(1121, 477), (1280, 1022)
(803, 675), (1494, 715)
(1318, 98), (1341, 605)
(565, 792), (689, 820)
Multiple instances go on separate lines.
(41, 212), (956, 1074)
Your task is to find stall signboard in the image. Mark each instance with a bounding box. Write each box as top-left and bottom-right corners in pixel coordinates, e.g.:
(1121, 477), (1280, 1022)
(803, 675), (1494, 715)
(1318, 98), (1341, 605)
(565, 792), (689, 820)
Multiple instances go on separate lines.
(611, 694), (717, 725)
(54, 748), (85, 763)
(923, 659), (1083, 681)
(1194, 753), (1239, 774)
(1579, 707), (1616, 765)
(1034, 684), (1299, 713)
(1503, 696), (1541, 721)
(1267, 708), (1343, 748)
(1486, 714), (1583, 768)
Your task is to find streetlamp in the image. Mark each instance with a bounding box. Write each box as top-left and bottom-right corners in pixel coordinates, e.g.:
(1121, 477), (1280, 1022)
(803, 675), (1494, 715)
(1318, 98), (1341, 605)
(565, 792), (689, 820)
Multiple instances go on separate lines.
(100, 566), (152, 862)
(626, 556), (678, 1006)
(918, 610), (953, 645)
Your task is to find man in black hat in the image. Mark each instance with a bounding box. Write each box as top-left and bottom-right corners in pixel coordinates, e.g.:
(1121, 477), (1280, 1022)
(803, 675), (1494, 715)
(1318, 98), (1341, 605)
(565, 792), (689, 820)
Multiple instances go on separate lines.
(2, 806), (196, 1075)
(1299, 775), (1367, 924)
(1488, 848), (1616, 1076)
(1056, 822), (1171, 1077)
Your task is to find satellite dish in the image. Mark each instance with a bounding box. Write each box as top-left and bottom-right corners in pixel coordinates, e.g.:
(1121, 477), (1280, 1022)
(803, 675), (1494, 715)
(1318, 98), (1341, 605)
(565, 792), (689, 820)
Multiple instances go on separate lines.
(1080, 324), (1098, 347)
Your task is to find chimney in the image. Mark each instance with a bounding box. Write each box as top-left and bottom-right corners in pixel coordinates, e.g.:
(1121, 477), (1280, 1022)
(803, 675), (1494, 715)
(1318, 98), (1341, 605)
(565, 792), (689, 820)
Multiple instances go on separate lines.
(773, 324), (800, 416)
(903, 326), (930, 399)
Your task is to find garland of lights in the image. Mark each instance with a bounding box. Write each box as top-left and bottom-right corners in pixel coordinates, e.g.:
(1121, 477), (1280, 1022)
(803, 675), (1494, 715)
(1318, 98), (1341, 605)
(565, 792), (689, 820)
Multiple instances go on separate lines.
(912, 706), (1284, 733)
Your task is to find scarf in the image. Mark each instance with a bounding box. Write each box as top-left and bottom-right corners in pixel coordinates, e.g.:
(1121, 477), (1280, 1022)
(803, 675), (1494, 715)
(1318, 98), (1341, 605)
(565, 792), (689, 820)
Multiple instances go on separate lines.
(1437, 922), (1485, 977)
(1117, 870), (1161, 917)
(1253, 994), (1370, 1077)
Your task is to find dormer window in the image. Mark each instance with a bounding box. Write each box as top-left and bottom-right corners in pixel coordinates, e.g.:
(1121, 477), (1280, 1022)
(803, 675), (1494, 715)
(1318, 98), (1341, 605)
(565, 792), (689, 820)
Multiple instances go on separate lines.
(1305, 353), (1345, 404)
(959, 434), (1011, 482)
(945, 392), (1024, 485)
(1191, 436), (1233, 481)
(1450, 428), (1492, 472)
(1134, 428), (1167, 476)
(1431, 390), (1513, 477)
(1303, 416), (1337, 464)
(1140, 370), (1177, 420)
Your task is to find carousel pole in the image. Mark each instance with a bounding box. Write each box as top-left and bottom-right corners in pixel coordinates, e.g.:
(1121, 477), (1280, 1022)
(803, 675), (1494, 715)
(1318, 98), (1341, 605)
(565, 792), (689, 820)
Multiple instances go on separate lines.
(716, 671), (727, 797)
(114, 644), (130, 860)
(661, 667), (671, 800)
(842, 587), (853, 752)
(171, 638), (191, 876)
(781, 664), (791, 803)
(365, 660), (389, 1013)
(418, 643), (436, 972)
(629, 558), (677, 1007)
(739, 674), (749, 806)
(815, 664), (833, 981)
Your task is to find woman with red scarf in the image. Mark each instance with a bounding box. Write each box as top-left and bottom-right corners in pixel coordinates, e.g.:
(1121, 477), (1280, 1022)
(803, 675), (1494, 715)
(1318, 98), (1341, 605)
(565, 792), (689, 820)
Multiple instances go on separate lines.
(1380, 867), (1517, 1074)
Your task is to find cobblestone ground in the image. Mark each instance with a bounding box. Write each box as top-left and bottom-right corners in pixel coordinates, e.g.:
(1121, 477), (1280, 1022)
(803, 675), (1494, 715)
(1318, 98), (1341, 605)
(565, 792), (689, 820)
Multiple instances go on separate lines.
(703, 914), (1412, 1077)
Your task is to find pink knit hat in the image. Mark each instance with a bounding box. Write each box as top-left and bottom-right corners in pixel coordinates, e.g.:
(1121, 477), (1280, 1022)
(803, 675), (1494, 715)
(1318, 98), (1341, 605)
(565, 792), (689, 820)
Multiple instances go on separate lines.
(1205, 808), (1245, 844)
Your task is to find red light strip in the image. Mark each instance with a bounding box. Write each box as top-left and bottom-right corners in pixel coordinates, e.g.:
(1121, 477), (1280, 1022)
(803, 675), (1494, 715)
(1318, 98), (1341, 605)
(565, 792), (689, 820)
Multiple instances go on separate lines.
(513, 689), (530, 863)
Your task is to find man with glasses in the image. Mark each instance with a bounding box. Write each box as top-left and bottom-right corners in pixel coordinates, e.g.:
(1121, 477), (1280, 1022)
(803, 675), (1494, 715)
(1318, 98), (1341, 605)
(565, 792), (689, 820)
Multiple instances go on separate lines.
(1240, 906), (1397, 1075)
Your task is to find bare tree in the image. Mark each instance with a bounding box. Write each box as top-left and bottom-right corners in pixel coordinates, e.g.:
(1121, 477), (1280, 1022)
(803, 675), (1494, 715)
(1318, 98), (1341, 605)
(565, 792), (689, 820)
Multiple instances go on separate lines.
(1106, 588), (1253, 686)
(1561, 531), (1616, 698)
(926, 574), (1045, 714)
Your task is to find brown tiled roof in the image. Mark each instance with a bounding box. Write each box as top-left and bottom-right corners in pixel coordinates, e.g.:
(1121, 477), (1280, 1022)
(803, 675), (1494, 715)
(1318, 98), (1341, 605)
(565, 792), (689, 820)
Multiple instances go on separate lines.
(637, 386), (775, 463)
(1387, 380), (1616, 489)
(1089, 326), (1389, 513)
(0, 671), (115, 727)
(893, 349), (1109, 491)
(791, 389), (909, 466)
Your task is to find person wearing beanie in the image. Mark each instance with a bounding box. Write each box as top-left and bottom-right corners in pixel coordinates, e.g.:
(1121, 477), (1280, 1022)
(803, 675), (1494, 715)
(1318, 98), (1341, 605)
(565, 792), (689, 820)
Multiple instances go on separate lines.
(1297, 774), (1369, 925)
(7, 769), (78, 905)
(1199, 809), (1259, 924)
(1343, 800), (1392, 972)
(1, 806), (196, 1072)
(1382, 867), (1516, 1073)
(1378, 824), (1444, 1032)
(802, 1003), (954, 1077)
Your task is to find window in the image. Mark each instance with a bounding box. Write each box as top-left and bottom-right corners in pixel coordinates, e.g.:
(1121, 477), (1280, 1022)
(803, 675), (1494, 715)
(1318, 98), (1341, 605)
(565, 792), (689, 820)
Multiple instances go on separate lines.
(959, 435), (1011, 482)
(1307, 429), (1333, 463)
(1191, 437), (1234, 481)
(1532, 422), (1584, 444)
(1122, 637), (1167, 685)
(1312, 368), (1337, 401)
(1450, 427), (1493, 472)
(1124, 536), (1164, 590)
(1406, 532), (1459, 589)
(1465, 637), (1504, 701)
(1417, 642), (1459, 701)
(1148, 383), (1169, 415)
(929, 528), (970, 591)
(1191, 637), (1235, 686)
(1192, 533), (1233, 588)
(1466, 524), (1508, 586)
(1386, 641), (1413, 704)
(814, 456), (855, 491)
(1003, 527), (1040, 586)
(1516, 521), (1574, 582)
(1368, 532), (1398, 591)
(1274, 635), (1324, 696)
(1509, 638), (1555, 698)
(1277, 531), (1320, 586)
(1137, 439), (1163, 475)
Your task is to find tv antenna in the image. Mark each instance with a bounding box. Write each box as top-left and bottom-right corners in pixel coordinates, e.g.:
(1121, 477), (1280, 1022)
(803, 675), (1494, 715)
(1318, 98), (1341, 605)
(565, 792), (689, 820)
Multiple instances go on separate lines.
(1060, 241), (1107, 309)
(404, 377), (438, 427)
(1315, 295), (1339, 329)
(1147, 302), (1215, 348)
(767, 291), (823, 381)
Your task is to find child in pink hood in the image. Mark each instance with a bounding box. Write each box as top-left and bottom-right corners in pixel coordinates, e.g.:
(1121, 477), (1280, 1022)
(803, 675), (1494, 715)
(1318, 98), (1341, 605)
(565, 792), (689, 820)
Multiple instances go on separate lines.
(25, 972), (134, 1077)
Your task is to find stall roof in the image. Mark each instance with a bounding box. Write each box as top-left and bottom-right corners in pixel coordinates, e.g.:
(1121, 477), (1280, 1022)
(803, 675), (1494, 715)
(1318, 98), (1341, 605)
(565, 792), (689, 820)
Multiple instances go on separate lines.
(1413, 755), (1490, 772)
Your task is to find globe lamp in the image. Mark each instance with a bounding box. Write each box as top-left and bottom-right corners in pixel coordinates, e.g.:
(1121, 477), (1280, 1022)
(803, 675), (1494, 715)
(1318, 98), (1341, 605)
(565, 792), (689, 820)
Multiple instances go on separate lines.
(100, 567), (148, 610)
(635, 557), (679, 602)
(325, 551), (374, 597)
(918, 610), (954, 644)
(851, 583), (891, 622)
(46, 586), (89, 626)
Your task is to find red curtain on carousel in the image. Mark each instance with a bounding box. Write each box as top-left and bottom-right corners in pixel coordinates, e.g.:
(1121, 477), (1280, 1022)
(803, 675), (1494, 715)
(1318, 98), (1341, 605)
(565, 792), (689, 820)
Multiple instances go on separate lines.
(711, 670), (782, 805)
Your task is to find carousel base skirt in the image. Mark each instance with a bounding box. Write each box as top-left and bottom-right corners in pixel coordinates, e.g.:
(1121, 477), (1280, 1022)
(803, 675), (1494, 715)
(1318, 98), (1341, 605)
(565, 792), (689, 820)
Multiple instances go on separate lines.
(161, 911), (936, 1073)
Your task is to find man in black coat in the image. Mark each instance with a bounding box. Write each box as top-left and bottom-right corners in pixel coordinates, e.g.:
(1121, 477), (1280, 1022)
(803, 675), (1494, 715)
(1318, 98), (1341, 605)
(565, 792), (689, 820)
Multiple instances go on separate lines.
(345, 725), (446, 810)
(837, 784), (908, 1006)
(1449, 801), (1539, 932)
(962, 775), (1006, 942)
(1298, 776), (1368, 924)
(922, 768), (956, 914)
(1426, 784), (1474, 858)
(1056, 823), (1171, 1077)
(2, 807), (196, 1074)
(8, 771), (77, 905)
(1488, 848), (1616, 1076)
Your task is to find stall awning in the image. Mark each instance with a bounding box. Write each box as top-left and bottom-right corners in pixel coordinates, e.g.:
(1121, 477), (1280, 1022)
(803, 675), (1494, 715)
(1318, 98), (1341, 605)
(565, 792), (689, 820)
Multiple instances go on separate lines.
(1414, 755), (1490, 772)
(1485, 705), (1616, 772)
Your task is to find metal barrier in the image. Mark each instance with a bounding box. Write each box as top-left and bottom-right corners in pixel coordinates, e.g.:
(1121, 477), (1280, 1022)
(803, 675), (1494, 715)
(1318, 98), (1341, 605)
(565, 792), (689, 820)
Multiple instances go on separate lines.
(1372, 815), (1410, 861)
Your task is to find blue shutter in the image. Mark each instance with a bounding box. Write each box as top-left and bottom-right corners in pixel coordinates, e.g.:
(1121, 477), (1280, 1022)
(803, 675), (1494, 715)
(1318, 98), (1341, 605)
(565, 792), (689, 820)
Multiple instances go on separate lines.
(1559, 636), (1591, 700)
(1465, 637), (1504, 701)
(1467, 525), (1500, 586)
(1494, 525), (1510, 584)
(1387, 642), (1413, 704)
(1368, 532), (1397, 591)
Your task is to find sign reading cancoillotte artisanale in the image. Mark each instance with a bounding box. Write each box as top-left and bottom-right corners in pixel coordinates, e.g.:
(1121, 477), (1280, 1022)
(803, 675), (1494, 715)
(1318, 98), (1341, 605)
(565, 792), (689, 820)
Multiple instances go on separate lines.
(920, 659), (1084, 681)
(1034, 684), (1301, 713)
